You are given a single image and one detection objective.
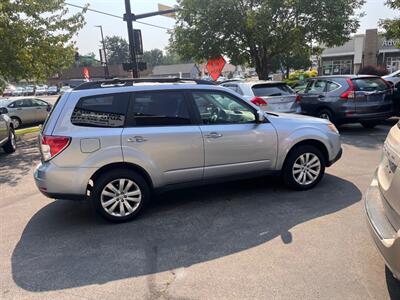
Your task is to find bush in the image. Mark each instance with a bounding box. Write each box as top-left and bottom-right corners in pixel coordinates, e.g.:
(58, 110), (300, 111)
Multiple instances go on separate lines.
(358, 65), (389, 76)
(286, 69), (317, 87)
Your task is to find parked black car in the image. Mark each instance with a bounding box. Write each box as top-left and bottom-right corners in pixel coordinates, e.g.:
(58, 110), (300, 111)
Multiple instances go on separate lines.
(299, 75), (394, 128)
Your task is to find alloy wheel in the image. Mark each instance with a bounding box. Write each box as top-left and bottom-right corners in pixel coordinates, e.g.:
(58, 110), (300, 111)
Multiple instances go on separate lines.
(100, 178), (142, 217)
(292, 153), (321, 185)
(10, 131), (16, 150)
(11, 118), (20, 129)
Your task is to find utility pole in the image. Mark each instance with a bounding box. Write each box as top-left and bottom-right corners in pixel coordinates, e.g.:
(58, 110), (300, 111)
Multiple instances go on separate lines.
(123, 1), (178, 78)
(124, 0), (139, 78)
(95, 25), (110, 78)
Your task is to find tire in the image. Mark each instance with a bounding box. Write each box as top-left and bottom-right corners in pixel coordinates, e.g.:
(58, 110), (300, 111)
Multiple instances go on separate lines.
(282, 145), (326, 190)
(2, 128), (17, 154)
(316, 109), (335, 123)
(10, 117), (21, 129)
(360, 121), (380, 129)
(91, 169), (150, 223)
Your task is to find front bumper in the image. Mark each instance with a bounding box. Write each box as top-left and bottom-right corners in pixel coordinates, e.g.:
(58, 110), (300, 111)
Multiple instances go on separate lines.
(327, 147), (342, 167)
(365, 176), (400, 279)
(34, 162), (97, 201)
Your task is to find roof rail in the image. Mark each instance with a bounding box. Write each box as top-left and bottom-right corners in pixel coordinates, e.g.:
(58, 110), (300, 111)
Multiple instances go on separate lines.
(218, 79), (245, 85)
(73, 77), (215, 90)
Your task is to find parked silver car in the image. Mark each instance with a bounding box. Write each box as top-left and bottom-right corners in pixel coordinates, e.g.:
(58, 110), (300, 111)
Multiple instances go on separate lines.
(221, 80), (300, 113)
(0, 107), (17, 154)
(0, 97), (51, 129)
(34, 78), (342, 222)
(366, 121), (400, 280)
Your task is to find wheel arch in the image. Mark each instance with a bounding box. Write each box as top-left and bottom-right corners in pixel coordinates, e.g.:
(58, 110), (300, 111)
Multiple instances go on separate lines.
(282, 139), (330, 169)
(88, 162), (154, 192)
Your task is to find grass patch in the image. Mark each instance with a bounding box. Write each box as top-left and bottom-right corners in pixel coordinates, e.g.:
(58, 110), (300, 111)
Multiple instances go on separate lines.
(15, 126), (40, 136)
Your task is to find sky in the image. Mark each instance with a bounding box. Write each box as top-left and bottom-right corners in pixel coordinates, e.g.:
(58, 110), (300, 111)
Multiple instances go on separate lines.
(68, 0), (398, 58)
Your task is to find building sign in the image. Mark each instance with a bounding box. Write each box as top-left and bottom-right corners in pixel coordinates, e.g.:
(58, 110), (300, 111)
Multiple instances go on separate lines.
(382, 39), (399, 47)
(206, 56), (226, 81)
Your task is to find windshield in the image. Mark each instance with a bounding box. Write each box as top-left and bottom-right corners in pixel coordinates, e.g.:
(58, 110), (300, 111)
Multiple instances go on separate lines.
(252, 83), (294, 97)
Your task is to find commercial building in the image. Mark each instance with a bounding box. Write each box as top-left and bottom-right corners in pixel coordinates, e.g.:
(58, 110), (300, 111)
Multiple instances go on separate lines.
(320, 29), (400, 75)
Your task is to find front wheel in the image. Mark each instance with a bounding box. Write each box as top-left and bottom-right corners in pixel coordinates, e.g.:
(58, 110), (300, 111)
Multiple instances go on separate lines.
(282, 145), (326, 190)
(2, 128), (17, 153)
(91, 169), (150, 223)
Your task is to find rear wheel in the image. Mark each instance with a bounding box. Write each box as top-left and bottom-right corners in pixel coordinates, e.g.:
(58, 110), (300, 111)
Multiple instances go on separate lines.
(2, 128), (17, 153)
(317, 109), (335, 123)
(91, 169), (149, 223)
(11, 117), (21, 129)
(282, 145), (326, 190)
(360, 121), (380, 129)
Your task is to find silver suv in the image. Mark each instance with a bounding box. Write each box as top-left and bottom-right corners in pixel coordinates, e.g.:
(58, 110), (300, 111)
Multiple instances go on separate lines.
(366, 121), (400, 280)
(34, 78), (342, 222)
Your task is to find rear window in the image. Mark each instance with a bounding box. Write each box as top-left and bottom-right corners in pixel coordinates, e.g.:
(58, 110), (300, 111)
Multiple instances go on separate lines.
(71, 93), (129, 128)
(353, 78), (388, 92)
(252, 83), (294, 96)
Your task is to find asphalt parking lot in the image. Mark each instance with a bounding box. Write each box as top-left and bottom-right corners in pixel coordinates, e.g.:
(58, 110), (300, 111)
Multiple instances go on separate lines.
(1, 122), (400, 299)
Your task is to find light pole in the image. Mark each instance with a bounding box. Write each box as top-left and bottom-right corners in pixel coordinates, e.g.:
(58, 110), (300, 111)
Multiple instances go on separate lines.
(95, 25), (110, 79)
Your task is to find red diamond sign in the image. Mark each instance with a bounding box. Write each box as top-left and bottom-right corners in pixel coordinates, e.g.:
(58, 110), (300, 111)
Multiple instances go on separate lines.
(206, 56), (226, 81)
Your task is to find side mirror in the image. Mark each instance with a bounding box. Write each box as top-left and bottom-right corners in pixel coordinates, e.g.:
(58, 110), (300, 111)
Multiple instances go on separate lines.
(0, 107), (8, 115)
(255, 110), (266, 123)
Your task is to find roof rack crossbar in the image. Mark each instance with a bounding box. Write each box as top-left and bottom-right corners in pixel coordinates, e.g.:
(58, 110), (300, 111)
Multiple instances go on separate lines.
(73, 77), (215, 90)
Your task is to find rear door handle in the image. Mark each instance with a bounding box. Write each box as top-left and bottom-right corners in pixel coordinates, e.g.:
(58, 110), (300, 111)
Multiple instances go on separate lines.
(205, 132), (223, 139)
(127, 136), (147, 143)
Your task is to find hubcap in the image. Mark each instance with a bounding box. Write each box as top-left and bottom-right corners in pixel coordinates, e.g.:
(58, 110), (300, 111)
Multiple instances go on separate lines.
(12, 118), (20, 129)
(319, 113), (330, 121)
(100, 178), (141, 217)
(292, 153), (321, 185)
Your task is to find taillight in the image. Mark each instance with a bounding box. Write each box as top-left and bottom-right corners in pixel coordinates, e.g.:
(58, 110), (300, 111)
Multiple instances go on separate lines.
(295, 95), (301, 103)
(251, 96), (268, 106)
(340, 79), (355, 100)
(40, 135), (70, 161)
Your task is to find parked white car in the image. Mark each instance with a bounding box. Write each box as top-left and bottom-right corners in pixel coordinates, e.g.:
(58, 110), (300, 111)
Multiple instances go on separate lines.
(221, 80), (301, 113)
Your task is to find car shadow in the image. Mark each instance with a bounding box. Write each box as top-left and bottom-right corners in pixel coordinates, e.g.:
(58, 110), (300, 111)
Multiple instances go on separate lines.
(12, 174), (361, 292)
(386, 267), (400, 299)
(0, 137), (39, 187)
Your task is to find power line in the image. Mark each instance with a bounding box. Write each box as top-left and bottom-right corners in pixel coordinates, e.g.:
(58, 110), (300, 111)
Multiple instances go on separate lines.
(65, 2), (172, 30)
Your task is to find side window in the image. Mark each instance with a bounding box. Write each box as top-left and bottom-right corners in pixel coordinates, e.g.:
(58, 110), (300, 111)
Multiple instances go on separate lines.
(223, 84), (243, 95)
(326, 81), (340, 92)
(130, 91), (191, 127)
(308, 80), (327, 94)
(192, 91), (256, 125)
(8, 102), (16, 108)
(31, 99), (48, 106)
(22, 99), (33, 107)
(71, 93), (129, 128)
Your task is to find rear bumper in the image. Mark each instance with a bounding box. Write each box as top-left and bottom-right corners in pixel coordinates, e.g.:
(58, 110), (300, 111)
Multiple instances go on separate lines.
(34, 162), (96, 200)
(365, 176), (400, 279)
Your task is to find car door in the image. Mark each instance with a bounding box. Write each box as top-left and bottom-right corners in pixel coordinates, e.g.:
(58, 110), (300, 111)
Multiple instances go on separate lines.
(31, 99), (50, 122)
(9, 99), (35, 124)
(190, 90), (278, 179)
(299, 79), (328, 116)
(121, 90), (204, 186)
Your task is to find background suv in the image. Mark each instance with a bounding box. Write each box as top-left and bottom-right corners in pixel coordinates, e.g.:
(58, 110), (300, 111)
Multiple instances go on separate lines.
(34, 78), (342, 222)
(299, 75), (394, 128)
(366, 121), (400, 280)
(220, 80), (300, 113)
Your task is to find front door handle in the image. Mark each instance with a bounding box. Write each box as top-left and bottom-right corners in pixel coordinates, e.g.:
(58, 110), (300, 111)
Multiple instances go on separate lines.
(127, 136), (147, 143)
(205, 132), (223, 139)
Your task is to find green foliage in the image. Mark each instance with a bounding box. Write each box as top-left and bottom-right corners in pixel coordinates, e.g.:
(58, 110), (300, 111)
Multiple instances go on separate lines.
(142, 48), (192, 67)
(77, 52), (100, 67)
(0, 0), (86, 81)
(381, 0), (400, 47)
(285, 69), (317, 87)
(171, 0), (365, 79)
(104, 36), (130, 65)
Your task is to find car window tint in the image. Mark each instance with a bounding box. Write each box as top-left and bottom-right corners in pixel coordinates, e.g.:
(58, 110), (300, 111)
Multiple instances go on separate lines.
(131, 91), (191, 126)
(223, 84), (243, 95)
(353, 78), (388, 92)
(192, 91), (255, 125)
(71, 93), (129, 128)
(31, 99), (47, 106)
(252, 83), (294, 96)
(327, 81), (340, 92)
(308, 80), (327, 93)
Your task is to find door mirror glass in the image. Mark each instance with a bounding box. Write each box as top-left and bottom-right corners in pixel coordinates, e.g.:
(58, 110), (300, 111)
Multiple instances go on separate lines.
(255, 110), (266, 123)
(0, 107), (8, 115)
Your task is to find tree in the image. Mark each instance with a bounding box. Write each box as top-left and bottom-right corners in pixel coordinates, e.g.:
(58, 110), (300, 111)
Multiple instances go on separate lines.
(104, 36), (130, 65)
(142, 49), (165, 67)
(77, 52), (100, 67)
(171, 0), (364, 79)
(380, 0), (400, 47)
(0, 0), (86, 81)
